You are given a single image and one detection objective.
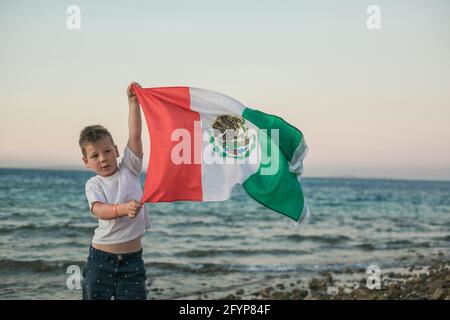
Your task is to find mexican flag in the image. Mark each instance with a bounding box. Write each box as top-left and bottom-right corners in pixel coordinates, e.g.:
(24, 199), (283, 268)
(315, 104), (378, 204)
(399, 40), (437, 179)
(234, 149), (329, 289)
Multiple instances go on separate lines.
(133, 85), (309, 223)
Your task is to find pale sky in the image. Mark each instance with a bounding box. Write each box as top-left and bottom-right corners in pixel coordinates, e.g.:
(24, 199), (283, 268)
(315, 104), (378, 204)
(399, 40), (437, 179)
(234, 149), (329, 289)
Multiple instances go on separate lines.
(1, 0), (449, 180)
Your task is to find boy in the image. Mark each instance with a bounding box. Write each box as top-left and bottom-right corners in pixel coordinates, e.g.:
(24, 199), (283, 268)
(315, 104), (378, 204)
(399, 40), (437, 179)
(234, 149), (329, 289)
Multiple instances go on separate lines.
(79, 82), (150, 300)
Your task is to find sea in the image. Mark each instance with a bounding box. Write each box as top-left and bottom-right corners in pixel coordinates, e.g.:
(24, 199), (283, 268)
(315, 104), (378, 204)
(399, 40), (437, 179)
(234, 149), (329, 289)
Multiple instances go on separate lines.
(0, 168), (449, 299)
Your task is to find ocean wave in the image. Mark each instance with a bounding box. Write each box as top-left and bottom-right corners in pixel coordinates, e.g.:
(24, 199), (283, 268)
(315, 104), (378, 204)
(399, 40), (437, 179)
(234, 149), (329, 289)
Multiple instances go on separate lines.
(151, 230), (245, 241)
(385, 240), (433, 249)
(179, 248), (309, 258)
(143, 261), (231, 274)
(0, 223), (95, 236)
(432, 235), (450, 241)
(284, 234), (353, 243)
(145, 261), (304, 274)
(0, 259), (85, 272)
(355, 243), (377, 251)
(355, 240), (433, 251)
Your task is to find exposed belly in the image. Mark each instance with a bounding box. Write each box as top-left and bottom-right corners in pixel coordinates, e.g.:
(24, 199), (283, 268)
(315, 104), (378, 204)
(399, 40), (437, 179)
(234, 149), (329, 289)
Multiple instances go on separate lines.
(92, 236), (142, 254)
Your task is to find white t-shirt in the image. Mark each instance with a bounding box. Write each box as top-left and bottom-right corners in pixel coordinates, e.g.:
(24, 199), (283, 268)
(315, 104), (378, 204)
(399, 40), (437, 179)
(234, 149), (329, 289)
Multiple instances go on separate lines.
(85, 146), (150, 245)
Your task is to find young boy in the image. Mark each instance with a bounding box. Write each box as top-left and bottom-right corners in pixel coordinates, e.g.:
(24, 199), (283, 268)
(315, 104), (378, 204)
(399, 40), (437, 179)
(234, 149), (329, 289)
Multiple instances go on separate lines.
(79, 82), (150, 300)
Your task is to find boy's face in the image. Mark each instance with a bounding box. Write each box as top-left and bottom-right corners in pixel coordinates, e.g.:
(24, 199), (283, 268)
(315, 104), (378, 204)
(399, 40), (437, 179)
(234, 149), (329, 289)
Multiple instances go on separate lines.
(82, 138), (119, 177)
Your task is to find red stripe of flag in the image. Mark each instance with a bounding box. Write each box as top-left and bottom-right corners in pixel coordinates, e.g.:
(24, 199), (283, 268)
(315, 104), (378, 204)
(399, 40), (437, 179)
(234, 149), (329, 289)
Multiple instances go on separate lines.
(134, 86), (202, 202)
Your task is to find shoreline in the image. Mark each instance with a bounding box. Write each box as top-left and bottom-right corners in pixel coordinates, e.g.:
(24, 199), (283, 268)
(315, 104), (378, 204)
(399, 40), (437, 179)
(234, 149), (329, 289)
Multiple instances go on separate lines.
(211, 259), (450, 300)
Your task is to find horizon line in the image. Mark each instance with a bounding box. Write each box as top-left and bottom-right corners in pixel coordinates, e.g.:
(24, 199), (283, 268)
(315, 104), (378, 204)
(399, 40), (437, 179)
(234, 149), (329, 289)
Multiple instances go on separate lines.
(0, 166), (449, 183)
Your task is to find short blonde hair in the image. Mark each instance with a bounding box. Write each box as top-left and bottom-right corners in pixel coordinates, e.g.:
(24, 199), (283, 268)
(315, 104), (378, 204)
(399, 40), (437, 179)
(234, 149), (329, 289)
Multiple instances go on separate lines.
(79, 125), (114, 156)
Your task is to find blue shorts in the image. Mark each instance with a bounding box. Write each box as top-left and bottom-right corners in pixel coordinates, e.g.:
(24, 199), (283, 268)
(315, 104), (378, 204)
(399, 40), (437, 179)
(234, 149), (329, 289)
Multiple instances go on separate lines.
(82, 245), (147, 300)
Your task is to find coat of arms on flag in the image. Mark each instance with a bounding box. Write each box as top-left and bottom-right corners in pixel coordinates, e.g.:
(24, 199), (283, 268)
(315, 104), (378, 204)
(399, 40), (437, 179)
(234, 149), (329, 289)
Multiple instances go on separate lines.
(210, 115), (257, 159)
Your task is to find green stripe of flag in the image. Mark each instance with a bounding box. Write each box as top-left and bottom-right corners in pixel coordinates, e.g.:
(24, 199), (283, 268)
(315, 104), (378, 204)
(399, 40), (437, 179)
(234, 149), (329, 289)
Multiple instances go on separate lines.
(242, 108), (306, 221)
(242, 108), (303, 162)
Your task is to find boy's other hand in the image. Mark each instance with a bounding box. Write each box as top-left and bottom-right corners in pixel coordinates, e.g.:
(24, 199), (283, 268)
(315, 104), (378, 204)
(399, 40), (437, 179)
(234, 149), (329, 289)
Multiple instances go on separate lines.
(127, 82), (142, 100)
(123, 199), (142, 219)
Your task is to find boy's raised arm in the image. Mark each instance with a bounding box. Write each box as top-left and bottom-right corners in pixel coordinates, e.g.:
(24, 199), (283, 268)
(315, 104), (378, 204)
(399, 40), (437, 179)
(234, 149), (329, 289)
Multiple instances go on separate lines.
(126, 82), (143, 158)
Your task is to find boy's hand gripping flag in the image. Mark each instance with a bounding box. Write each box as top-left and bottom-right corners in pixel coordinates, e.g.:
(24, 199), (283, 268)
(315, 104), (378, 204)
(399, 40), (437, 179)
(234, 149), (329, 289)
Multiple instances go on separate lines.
(132, 85), (309, 223)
